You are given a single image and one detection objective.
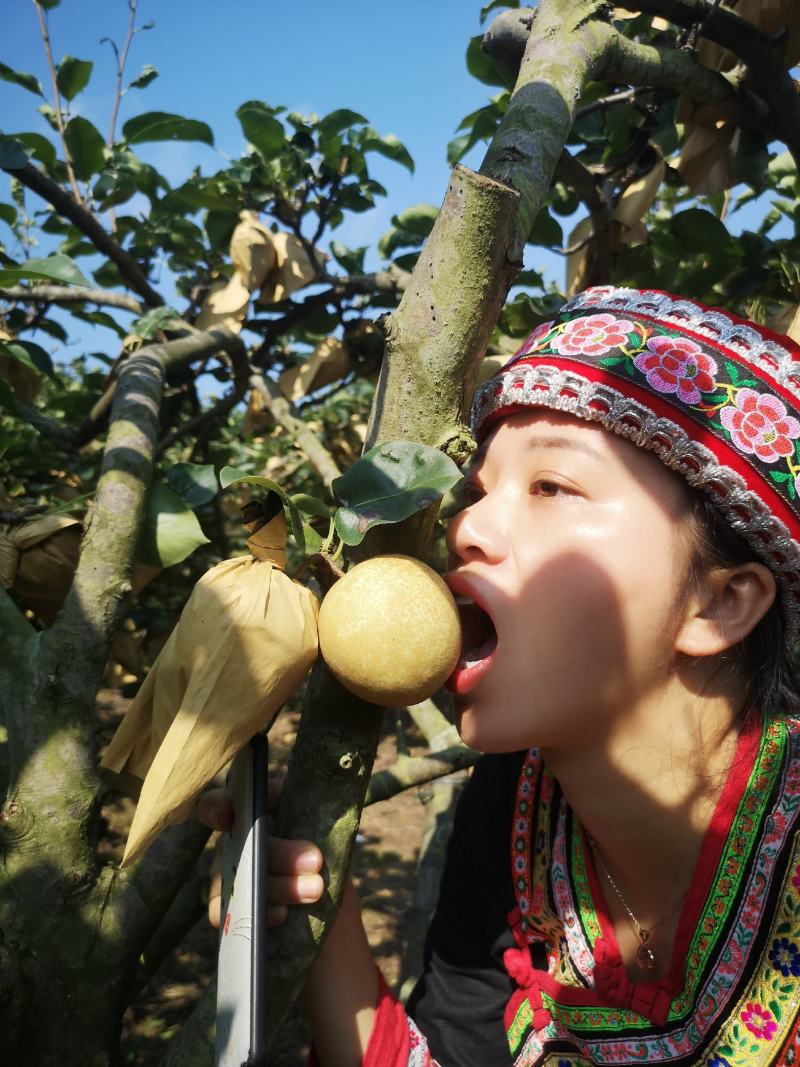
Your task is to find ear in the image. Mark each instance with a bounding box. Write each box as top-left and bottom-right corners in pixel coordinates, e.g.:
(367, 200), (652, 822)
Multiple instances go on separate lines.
(675, 562), (777, 658)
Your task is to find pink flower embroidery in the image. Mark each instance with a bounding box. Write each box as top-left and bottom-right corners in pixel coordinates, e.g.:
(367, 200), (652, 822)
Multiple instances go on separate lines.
(720, 388), (800, 463)
(514, 320), (556, 359)
(551, 314), (636, 357)
(742, 1002), (777, 1040)
(633, 335), (718, 404)
(791, 863), (800, 892)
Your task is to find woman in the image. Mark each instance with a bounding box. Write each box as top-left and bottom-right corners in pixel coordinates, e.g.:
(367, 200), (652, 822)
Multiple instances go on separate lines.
(206, 286), (800, 1066)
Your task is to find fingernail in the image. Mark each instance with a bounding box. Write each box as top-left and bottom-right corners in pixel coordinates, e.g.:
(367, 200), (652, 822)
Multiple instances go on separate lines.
(298, 874), (322, 902)
(297, 850), (321, 873)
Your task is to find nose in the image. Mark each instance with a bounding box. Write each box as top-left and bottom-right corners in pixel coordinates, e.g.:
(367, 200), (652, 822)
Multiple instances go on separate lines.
(445, 494), (509, 566)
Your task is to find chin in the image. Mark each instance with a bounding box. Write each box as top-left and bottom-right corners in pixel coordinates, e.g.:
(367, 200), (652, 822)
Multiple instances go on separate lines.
(456, 706), (530, 755)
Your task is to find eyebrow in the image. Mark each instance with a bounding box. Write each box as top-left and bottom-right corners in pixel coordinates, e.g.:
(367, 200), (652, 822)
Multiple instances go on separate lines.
(462, 433), (602, 479)
(524, 434), (603, 460)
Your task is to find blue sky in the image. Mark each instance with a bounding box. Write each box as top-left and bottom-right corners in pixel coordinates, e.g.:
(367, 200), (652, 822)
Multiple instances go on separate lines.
(1, 2), (567, 286)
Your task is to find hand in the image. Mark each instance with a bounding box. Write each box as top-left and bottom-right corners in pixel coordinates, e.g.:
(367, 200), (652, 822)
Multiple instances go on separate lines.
(196, 777), (324, 929)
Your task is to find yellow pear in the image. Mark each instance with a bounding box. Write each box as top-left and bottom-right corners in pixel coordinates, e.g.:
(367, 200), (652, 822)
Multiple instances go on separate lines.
(318, 554), (461, 706)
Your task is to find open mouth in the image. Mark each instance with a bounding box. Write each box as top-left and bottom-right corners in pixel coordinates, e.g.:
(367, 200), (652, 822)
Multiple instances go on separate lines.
(445, 595), (499, 695)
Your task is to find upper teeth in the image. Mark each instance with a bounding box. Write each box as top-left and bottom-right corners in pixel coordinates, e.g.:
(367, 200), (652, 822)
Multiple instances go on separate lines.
(454, 595), (476, 606)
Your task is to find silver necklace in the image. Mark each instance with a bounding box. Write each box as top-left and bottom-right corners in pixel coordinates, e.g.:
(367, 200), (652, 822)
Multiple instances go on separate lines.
(588, 836), (687, 972)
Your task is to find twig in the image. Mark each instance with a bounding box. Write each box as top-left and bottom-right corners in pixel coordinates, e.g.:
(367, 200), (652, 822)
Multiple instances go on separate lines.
(106, 0), (139, 149)
(1, 284), (144, 314)
(33, 0), (82, 204)
(575, 86), (651, 119)
(1, 162), (164, 308)
(364, 743), (479, 805)
(249, 372), (342, 488)
(555, 148), (613, 284)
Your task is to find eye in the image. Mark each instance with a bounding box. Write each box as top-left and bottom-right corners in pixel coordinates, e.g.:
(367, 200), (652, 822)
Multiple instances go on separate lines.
(531, 479), (569, 498)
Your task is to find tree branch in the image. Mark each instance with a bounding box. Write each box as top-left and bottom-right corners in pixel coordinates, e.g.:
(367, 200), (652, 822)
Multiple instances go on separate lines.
(555, 148), (613, 287)
(249, 372), (342, 489)
(248, 269), (407, 368)
(1, 284), (144, 314)
(364, 744), (479, 805)
(629, 0), (800, 169)
(0, 161), (164, 308)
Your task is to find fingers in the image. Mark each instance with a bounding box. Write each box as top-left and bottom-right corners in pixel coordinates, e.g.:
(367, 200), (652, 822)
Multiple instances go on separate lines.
(208, 836), (223, 929)
(269, 836), (322, 875)
(196, 788), (233, 832)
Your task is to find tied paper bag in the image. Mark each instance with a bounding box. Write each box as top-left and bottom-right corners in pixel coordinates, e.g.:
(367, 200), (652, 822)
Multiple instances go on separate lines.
(0, 514), (82, 624)
(101, 502), (319, 866)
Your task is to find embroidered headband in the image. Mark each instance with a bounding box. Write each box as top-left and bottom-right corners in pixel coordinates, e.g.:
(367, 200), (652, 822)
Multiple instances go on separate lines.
(470, 286), (800, 642)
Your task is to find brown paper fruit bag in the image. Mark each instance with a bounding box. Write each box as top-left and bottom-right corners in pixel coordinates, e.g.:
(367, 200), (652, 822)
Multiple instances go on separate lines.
(0, 514), (82, 624)
(101, 499), (319, 866)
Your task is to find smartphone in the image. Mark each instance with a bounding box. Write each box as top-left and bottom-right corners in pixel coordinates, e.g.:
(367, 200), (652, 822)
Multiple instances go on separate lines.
(215, 733), (269, 1067)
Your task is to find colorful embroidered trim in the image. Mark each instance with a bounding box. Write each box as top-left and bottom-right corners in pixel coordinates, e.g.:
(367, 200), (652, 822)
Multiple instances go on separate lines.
(505, 719), (800, 1065)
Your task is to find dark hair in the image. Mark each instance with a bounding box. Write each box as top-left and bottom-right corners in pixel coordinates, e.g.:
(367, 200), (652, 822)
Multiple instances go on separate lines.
(686, 488), (800, 725)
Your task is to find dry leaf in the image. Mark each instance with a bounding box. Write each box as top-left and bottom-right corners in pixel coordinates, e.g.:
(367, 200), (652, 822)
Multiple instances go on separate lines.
(614, 158), (667, 245)
(257, 233), (328, 305)
(195, 274), (251, 333)
(676, 123), (736, 193)
(0, 353), (41, 404)
(277, 337), (351, 402)
(786, 305), (800, 344)
(230, 210), (276, 291)
(566, 215), (596, 298)
(242, 384), (272, 437)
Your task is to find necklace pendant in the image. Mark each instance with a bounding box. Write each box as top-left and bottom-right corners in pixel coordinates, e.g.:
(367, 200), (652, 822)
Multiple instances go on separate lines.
(638, 929), (650, 944)
(636, 944), (656, 971)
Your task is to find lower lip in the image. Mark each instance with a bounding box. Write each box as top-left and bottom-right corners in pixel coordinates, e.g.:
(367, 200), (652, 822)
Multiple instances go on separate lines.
(445, 647), (497, 695)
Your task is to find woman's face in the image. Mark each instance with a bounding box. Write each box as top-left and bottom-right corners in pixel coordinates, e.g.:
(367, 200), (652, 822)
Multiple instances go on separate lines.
(444, 409), (696, 753)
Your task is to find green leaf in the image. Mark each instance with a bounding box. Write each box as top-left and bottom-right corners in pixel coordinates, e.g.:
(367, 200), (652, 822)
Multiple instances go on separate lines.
(166, 463), (218, 508)
(0, 253), (91, 288)
(0, 61), (43, 97)
(64, 116), (106, 181)
(139, 482), (210, 568)
(0, 340), (55, 377)
(465, 35), (510, 88)
(37, 0), (61, 9)
(122, 111), (214, 147)
(392, 203), (438, 236)
(362, 131), (414, 174)
(219, 466), (306, 553)
(56, 56), (93, 101)
(527, 209), (563, 248)
(290, 493), (331, 520)
(318, 108), (367, 139)
(0, 204), (17, 227)
(0, 137), (29, 170)
(131, 305), (182, 340)
(127, 64), (158, 91)
(10, 132), (57, 170)
(329, 241), (367, 274)
(481, 0), (520, 20)
(724, 360), (741, 384)
(236, 101), (283, 161)
(331, 440), (463, 547)
(669, 209), (730, 253)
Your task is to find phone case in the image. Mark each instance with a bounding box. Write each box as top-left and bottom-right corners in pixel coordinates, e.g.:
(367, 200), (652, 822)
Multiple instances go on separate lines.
(215, 733), (269, 1066)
